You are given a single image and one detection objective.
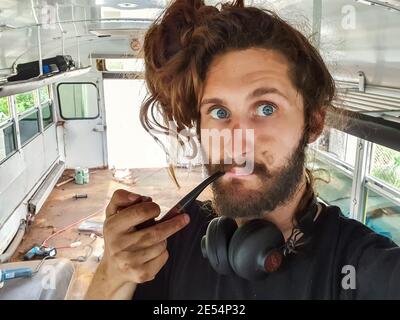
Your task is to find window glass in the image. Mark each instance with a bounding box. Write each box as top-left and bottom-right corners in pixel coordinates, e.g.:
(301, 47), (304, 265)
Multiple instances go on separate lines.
(19, 110), (40, 145)
(312, 128), (357, 167)
(42, 103), (53, 129)
(365, 188), (400, 245)
(105, 58), (145, 72)
(58, 83), (99, 119)
(15, 91), (36, 114)
(0, 123), (16, 162)
(369, 144), (400, 191)
(0, 97), (10, 121)
(39, 86), (50, 105)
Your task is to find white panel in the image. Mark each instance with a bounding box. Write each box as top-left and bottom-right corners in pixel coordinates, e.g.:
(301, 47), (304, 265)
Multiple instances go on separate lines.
(0, 151), (26, 227)
(43, 124), (59, 168)
(0, 126), (59, 229)
(0, 205), (25, 254)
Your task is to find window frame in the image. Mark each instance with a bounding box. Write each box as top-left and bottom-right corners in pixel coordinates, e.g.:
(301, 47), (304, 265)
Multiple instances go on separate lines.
(57, 82), (100, 120)
(0, 118), (17, 165)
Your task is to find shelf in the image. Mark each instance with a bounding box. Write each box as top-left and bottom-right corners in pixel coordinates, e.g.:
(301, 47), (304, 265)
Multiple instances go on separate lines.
(0, 67), (92, 98)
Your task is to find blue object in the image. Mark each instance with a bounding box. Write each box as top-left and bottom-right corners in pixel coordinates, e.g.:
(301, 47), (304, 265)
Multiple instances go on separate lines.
(42, 64), (51, 74)
(0, 267), (33, 282)
(24, 246), (42, 260)
(24, 246), (57, 260)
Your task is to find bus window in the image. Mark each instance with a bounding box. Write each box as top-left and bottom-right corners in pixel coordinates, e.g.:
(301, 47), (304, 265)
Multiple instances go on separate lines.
(364, 143), (400, 245)
(0, 96), (11, 121)
(370, 144), (400, 191)
(39, 86), (54, 130)
(15, 91), (35, 114)
(38, 86), (50, 105)
(15, 91), (40, 146)
(57, 83), (99, 119)
(307, 128), (358, 217)
(104, 58), (145, 72)
(0, 96), (16, 163)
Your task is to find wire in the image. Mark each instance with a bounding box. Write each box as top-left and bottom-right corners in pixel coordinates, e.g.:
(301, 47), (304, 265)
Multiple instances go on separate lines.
(33, 256), (53, 274)
(71, 245), (94, 262)
(41, 207), (105, 248)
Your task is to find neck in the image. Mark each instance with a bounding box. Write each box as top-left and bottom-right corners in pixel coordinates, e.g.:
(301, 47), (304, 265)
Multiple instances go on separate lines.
(235, 173), (308, 241)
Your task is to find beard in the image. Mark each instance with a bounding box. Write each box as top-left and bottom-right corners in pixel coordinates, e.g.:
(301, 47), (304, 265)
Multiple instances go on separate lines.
(204, 132), (308, 219)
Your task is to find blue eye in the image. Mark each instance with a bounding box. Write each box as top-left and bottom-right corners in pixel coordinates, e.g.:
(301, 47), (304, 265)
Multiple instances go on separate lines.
(255, 103), (276, 117)
(210, 107), (230, 119)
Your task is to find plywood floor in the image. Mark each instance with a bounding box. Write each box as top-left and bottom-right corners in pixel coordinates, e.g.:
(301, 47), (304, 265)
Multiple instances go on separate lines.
(11, 166), (211, 299)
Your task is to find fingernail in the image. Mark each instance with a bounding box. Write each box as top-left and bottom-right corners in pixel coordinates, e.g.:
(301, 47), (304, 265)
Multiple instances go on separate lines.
(182, 214), (190, 224)
(143, 196), (152, 202)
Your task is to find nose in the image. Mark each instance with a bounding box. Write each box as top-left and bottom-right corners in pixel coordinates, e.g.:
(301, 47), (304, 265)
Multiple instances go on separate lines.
(225, 118), (255, 164)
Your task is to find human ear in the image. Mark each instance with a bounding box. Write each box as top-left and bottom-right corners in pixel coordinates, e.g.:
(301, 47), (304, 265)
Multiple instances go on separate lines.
(307, 109), (326, 144)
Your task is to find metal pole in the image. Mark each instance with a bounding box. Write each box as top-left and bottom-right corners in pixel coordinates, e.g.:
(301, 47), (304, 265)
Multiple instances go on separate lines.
(31, 0), (43, 76)
(56, 3), (65, 55)
(71, 5), (81, 68)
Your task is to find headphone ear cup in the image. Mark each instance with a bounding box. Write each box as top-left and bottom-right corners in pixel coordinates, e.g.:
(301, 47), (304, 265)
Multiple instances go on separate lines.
(201, 217), (237, 276)
(228, 220), (285, 281)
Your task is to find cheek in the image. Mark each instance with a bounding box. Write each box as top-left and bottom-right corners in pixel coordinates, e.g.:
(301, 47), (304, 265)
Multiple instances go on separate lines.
(254, 117), (304, 168)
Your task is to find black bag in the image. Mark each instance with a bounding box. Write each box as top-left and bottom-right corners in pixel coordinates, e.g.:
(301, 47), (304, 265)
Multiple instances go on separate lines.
(7, 55), (76, 82)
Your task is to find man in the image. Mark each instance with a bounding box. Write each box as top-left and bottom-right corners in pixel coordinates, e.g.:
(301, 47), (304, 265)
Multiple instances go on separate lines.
(86, 0), (400, 299)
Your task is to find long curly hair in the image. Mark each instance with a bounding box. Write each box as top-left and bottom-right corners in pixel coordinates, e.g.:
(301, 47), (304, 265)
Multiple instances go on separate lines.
(140, 0), (337, 213)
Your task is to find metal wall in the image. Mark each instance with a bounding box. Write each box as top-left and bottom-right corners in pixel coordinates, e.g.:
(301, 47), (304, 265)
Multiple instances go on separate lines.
(0, 124), (59, 253)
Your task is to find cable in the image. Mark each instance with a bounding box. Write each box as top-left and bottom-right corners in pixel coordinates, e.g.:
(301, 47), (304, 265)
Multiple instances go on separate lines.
(71, 245), (94, 262)
(32, 256), (53, 274)
(41, 207), (105, 248)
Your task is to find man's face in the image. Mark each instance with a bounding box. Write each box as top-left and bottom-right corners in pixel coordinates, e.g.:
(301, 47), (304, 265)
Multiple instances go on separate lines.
(199, 48), (308, 219)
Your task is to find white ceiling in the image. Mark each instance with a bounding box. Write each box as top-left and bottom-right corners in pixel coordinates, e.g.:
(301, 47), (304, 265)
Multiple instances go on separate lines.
(0, 0), (399, 88)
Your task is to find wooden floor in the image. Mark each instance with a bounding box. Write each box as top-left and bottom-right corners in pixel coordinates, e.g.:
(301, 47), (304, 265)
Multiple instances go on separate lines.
(11, 166), (211, 300)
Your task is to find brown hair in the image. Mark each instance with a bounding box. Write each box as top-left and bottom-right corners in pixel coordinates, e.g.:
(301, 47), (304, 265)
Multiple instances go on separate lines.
(140, 0), (337, 213)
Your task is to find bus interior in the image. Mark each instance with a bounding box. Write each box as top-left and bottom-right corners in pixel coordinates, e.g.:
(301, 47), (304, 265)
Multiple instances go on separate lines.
(0, 0), (399, 299)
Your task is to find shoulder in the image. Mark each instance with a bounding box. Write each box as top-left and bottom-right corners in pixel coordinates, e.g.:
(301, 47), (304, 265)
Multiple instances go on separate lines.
(319, 204), (397, 250)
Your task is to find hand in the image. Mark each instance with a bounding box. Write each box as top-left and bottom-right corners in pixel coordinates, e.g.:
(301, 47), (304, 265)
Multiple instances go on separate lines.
(102, 189), (190, 284)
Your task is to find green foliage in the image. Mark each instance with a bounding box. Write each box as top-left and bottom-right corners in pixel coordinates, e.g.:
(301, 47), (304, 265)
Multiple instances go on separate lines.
(0, 97), (10, 121)
(372, 146), (400, 189)
(15, 92), (35, 113)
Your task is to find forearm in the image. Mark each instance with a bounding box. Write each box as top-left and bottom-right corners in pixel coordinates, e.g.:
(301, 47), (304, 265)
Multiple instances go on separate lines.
(85, 259), (137, 300)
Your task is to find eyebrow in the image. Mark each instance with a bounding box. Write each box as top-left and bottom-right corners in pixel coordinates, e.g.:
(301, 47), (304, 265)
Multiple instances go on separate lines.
(200, 86), (289, 108)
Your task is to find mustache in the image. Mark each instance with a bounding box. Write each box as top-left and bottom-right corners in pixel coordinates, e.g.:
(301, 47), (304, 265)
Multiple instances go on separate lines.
(206, 160), (272, 178)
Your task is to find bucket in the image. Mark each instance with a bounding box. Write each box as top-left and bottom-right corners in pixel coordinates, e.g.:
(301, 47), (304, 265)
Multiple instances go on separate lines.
(83, 168), (89, 184)
(74, 167), (84, 185)
(74, 167), (89, 185)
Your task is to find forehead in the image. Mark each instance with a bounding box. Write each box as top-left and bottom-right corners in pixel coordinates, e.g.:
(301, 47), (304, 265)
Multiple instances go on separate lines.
(203, 48), (295, 95)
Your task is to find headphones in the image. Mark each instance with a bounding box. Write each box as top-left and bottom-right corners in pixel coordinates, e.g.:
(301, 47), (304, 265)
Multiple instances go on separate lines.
(200, 196), (319, 281)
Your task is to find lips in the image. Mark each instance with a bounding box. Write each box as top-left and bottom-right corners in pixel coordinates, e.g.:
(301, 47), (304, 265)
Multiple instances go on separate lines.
(225, 166), (253, 177)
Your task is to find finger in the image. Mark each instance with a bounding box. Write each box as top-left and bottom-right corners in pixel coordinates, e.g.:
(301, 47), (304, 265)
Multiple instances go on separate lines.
(117, 240), (167, 266)
(133, 213), (190, 249)
(135, 250), (170, 283)
(105, 201), (161, 236)
(106, 189), (143, 217)
(116, 250), (169, 284)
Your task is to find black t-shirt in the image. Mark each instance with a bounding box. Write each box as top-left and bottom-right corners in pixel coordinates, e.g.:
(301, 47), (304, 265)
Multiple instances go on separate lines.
(133, 200), (400, 299)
